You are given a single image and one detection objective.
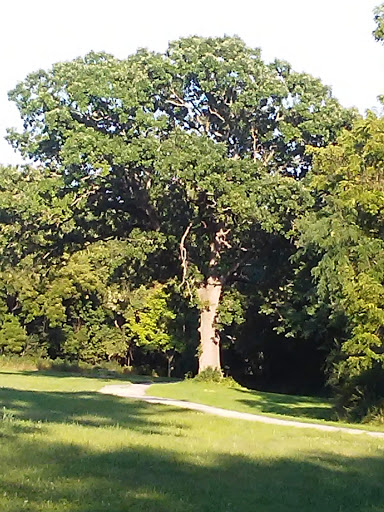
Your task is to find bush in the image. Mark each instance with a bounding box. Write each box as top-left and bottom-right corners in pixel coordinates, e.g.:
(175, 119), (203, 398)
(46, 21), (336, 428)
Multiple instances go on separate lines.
(193, 367), (223, 383)
(0, 355), (47, 371)
(0, 354), (153, 379)
(333, 366), (384, 423)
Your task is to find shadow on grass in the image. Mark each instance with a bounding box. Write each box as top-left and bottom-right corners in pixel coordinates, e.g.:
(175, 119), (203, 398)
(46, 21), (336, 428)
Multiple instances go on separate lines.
(0, 386), (383, 511)
(233, 388), (335, 420)
(0, 419), (39, 439)
(0, 427), (383, 511)
(0, 387), (186, 435)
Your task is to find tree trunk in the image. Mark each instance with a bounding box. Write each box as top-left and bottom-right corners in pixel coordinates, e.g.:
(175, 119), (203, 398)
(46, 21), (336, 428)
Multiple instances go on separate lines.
(197, 276), (223, 372)
(166, 352), (174, 378)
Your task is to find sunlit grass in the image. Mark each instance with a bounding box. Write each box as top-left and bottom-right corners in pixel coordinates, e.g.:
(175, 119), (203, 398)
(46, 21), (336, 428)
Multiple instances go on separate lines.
(0, 370), (383, 511)
(149, 379), (335, 420)
(148, 380), (384, 432)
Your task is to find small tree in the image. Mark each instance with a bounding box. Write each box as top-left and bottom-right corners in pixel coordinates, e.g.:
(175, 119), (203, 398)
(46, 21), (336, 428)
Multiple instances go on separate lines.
(124, 283), (183, 376)
(0, 314), (27, 355)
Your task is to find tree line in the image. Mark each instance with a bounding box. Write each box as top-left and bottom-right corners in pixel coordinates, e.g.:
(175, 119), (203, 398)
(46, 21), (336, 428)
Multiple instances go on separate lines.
(0, 8), (383, 421)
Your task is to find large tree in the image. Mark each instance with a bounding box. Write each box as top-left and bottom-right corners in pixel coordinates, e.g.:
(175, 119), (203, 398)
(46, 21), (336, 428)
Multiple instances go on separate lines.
(7, 37), (355, 372)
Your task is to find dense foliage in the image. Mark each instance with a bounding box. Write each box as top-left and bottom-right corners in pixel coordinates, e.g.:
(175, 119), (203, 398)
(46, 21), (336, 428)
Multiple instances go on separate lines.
(0, 17), (383, 422)
(262, 115), (384, 418)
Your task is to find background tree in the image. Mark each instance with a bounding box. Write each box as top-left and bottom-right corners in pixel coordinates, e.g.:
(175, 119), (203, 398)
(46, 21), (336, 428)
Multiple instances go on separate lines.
(373, 3), (384, 44)
(264, 115), (384, 420)
(0, 165), (185, 371)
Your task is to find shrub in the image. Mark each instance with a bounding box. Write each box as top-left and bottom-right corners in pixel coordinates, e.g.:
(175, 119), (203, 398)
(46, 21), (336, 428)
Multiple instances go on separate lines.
(333, 365), (384, 423)
(194, 367), (223, 383)
(0, 315), (27, 354)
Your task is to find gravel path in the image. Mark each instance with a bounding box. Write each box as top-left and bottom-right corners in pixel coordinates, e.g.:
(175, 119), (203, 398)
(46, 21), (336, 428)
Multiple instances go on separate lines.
(99, 383), (384, 439)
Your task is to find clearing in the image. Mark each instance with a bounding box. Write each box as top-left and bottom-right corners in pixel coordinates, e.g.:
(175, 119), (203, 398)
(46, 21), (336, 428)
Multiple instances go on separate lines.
(0, 369), (383, 512)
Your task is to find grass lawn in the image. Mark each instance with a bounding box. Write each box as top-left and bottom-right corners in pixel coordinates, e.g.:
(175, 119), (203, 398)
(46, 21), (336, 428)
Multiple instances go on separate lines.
(149, 380), (335, 420)
(148, 380), (384, 432)
(0, 369), (384, 511)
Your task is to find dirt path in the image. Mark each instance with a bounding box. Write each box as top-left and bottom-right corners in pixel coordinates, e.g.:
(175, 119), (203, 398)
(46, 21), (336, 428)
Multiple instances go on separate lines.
(99, 383), (384, 439)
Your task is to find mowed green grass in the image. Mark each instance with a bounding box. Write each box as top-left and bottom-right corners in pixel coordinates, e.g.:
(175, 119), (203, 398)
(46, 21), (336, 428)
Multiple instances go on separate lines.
(148, 380), (384, 432)
(149, 380), (336, 421)
(0, 370), (384, 512)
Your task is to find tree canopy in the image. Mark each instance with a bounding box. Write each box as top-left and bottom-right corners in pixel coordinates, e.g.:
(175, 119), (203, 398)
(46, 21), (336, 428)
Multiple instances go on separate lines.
(5, 36), (355, 372)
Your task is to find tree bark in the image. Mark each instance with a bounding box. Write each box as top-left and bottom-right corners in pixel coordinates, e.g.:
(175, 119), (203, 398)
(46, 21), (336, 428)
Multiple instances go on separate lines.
(166, 351), (174, 378)
(197, 275), (223, 372)
(180, 224), (228, 373)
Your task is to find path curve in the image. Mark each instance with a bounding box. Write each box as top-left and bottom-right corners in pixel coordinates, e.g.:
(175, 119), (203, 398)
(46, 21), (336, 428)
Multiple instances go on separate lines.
(99, 383), (384, 439)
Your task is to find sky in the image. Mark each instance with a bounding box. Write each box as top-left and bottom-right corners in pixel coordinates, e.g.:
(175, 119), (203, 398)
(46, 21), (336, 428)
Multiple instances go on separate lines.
(1, 0), (383, 165)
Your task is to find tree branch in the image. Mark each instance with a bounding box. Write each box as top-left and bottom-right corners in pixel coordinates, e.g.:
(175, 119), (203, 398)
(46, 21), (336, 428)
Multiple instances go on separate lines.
(209, 106), (226, 123)
(179, 222), (193, 299)
(251, 126), (257, 162)
(166, 99), (186, 108)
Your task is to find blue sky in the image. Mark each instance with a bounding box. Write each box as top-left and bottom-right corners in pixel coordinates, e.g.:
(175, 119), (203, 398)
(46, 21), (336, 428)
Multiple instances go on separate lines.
(1, 0), (383, 165)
